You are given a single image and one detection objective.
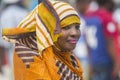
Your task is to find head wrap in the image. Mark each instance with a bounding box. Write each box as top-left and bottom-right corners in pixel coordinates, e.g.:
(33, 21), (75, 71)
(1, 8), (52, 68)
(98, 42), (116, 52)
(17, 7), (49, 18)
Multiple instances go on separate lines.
(2, 0), (80, 55)
(2, 2), (84, 79)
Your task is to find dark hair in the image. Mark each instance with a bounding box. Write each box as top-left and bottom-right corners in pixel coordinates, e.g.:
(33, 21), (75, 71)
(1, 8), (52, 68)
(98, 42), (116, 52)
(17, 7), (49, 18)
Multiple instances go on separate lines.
(96, 0), (115, 12)
(76, 0), (91, 3)
(96, 0), (111, 6)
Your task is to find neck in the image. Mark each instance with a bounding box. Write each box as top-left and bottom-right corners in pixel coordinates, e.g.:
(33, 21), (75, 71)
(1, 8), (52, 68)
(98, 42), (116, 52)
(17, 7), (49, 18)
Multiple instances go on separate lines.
(53, 43), (71, 53)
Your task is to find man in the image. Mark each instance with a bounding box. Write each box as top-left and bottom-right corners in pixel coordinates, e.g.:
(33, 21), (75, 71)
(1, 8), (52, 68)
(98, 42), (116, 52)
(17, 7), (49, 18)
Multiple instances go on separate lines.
(73, 0), (91, 80)
(84, 0), (119, 80)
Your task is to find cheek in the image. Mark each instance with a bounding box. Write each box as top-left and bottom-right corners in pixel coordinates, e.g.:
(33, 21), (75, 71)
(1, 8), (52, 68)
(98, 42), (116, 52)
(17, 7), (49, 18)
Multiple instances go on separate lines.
(57, 36), (66, 45)
(59, 31), (68, 41)
(57, 36), (67, 49)
(78, 30), (81, 38)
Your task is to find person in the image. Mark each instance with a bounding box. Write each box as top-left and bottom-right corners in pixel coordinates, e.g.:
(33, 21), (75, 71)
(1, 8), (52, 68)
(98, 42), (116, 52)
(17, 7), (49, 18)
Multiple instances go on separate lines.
(0, 0), (4, 13)
(0, 0), (28, 65)
(84, 0), (119, 80)
(73, 0), (91, 80)
(2, 0), (84, 79)
(113, 1), (120, 79)
(0, 46), (7, 74)
(0, 0), (4, 74)
(0, 0), (28, 79)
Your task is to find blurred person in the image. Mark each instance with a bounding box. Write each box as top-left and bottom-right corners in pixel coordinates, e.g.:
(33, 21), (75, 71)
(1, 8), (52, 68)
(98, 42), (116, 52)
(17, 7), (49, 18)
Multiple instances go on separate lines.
(113, 0), (120, 79)
(84, 0), (119, 80)
(86, 0), (98, 14)
(0, 46), (8, 80)
(0, 46), (7, 74)
(0, 0), (28, 79)
(0, 5), (2, 13)
(0, 1), (8, 79)
(2, 0), (84, 79)
(0, 0), (28, 64)
(73, 0), (91, 80)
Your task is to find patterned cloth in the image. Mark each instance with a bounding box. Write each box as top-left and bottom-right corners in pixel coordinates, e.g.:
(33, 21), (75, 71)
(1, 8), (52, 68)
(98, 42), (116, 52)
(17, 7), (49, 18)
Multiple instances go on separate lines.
(2, 0), (84, 80)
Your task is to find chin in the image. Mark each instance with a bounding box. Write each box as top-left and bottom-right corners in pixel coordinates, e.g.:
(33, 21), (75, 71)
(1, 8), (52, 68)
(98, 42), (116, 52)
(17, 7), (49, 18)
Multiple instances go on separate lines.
(62, 44), (76, 52)
(67, 47), (76, 51)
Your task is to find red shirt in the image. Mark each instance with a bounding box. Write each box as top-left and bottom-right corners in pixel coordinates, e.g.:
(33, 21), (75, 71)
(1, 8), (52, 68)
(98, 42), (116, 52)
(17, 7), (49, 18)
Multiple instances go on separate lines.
(85, 8), (118, 37)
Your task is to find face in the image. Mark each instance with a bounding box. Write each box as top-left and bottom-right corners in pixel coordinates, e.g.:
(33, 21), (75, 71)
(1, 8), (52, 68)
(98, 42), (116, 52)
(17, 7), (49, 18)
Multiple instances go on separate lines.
(56, 23), (81, 52)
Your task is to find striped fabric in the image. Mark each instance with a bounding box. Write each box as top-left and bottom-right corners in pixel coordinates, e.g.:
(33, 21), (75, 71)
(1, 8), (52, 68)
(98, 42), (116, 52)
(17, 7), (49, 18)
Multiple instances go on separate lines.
(15, 32), (38, 68)
(2, 0), (80, 69)
(70, 55), (79, 69)
(2, 0), (84, 80)
(56, 59), (81, 80)
(2, 0), (80, 55)
(52, 1), (78, 21)
(2, 1), (84, 79)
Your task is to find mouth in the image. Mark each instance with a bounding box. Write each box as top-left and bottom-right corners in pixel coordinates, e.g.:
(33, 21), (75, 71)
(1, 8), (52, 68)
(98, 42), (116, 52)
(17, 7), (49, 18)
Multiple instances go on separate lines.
(67, 39), (78, 44)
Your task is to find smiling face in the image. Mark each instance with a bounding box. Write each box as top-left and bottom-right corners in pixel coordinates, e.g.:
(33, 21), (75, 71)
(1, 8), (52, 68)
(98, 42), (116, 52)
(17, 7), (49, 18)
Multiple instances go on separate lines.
(55, 23), (81, 52)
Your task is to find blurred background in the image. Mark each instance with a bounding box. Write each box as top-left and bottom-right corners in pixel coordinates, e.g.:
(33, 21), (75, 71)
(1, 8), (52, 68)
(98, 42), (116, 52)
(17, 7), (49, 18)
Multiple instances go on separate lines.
(0, 0), (120, 80)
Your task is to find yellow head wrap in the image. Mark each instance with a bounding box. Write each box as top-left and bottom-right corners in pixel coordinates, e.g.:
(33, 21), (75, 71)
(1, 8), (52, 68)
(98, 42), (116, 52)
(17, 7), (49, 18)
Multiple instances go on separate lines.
(2, 0), (80, 54)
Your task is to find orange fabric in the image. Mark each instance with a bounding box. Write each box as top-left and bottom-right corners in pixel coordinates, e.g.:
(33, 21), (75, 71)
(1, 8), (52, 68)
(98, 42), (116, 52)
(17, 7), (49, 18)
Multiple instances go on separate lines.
(53, 46), (84, 78)
(3, 1), (84, 80)
(14, 46), (84, 80)
(14, 47), (60, 80)
(2, 28), (34, 36)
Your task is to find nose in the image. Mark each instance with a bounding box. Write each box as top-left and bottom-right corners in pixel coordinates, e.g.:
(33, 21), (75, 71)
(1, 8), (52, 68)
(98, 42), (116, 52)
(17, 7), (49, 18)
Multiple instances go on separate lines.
(70, 27), (80, 37)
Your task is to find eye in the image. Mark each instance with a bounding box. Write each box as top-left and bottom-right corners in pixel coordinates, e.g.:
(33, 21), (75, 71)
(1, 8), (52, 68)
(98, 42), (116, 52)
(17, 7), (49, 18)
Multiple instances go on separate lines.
(62, 26), (70, 30)
(75, 25), (80, 30)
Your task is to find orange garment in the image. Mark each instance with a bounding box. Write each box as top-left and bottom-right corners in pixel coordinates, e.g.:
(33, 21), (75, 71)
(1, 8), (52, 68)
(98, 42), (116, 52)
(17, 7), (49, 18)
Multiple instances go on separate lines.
(2, 0), (84, 80)
(14, 46), (84, 80)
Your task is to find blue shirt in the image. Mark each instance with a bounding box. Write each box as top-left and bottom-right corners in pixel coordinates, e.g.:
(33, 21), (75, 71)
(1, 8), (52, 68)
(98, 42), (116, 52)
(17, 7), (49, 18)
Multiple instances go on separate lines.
(85, 16), (113, 65)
